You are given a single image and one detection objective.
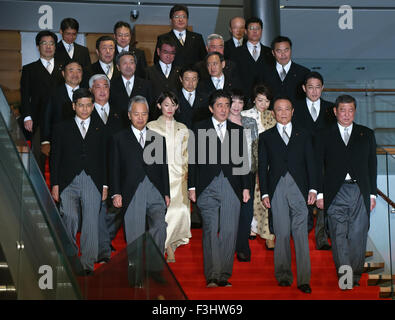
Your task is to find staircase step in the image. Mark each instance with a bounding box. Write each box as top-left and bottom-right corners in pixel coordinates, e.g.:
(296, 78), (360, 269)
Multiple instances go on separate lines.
(379, 286), (394, 299)
(368, 274), (395, 286)
(365, 251), (373, 258)
(363, 262), (384, 273)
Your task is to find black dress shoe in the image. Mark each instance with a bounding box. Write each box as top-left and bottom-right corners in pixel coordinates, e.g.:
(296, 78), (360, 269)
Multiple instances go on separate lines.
(298, 284), (312, 293)
(317, 244), (331, 250)
(206, 279), (218, 288)
(248, 235), (257, 240)
(191, 222), (202, 229)
(218, 280), (232, 287)
(236, 252), (250, 262)
(279, 280), (291, 287)
(77, 269), (94, 277)
(110, 244), (116, 252)
(353, 281), (360, 287)
(149, 271), (167, 284)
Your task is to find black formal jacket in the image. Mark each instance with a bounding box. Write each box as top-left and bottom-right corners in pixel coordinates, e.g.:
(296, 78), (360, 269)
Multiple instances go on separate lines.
(41, 84), (75, 143)
(260, 61), (310, 106)
(188, 118), (250, 201)
(195, 59), (239, 82)
(154, 30), (207, 68)
(145, 63), (181, 103)
(232, 42), (274, 98)
(198, 73), (243, 97)
(224, 38), (246, 61)
(258, 122), (318, 200)
(114, 46), (147, 79)
(316, 122), (377, 216)
(91, 103), (126, 137)
(55, 41), (91, 87)
(109, 75), (153, 122)
(89, 60), (121, 81)
(109, 127), (170, 211)
(50, 116), (108, 194)
(174, 89), (210, 129)
(20, 59), (64, 131)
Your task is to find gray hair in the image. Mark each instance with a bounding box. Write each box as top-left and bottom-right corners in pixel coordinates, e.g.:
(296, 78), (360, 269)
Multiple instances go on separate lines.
(89, 74), (110, 89)
(207, 33), (224, 45)
(128, 95), (149, 112)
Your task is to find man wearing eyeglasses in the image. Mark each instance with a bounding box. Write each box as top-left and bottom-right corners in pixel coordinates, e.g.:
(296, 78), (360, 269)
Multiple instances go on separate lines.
(232, 17), (274, 99)
(153, 4), (207, 68)
(20, 30), (64, 173)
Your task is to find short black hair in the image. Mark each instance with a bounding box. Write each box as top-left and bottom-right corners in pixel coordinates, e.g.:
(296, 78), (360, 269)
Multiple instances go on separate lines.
(157, 35), (177, 51)
(72, 88), (94, 104)
(272, 95), (293, 109)
(271, 36), (292, 50)
(205, 51), (225, 63)
(245, 17), (263, 29)
(95, 35), (116, 50)
(115, 51), (137, 66)
(170, 4), (189, 19)
(35, 30), (57, 46)
(252, 84), (273, 101)
(304, 71), (324, 86)
(180, 64), (200, 79)
(335, 95), (357, 110)
(113, 21), (131, 34)
(156, 91), (179, 107)
(209, 89), (231, 107)
(62, 59), (82, 71)
(229, 88), (245, 106)
(60, 18), (79, 32)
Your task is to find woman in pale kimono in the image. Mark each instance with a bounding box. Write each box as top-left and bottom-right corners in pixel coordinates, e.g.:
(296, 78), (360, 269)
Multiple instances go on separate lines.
(147, 91), (191, 262)
(241, 84), (277, 250)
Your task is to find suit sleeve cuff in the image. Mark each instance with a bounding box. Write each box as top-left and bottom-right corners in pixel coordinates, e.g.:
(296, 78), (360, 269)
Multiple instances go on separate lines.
(370, 194), (376, 199)
(261, 194), (269, 199)
(188, 187), (196, 191)
(24, 116), (32, 122)
(309, 189), (317, 194)
(317, 193), (323, 200)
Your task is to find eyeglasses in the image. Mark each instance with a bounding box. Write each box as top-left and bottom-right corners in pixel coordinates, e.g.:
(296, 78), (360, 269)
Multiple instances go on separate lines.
(40, 41), (55, 46)
(173, 15), (187, 19)
(161, 50), (176, 55)
(248, 26), (261, 31)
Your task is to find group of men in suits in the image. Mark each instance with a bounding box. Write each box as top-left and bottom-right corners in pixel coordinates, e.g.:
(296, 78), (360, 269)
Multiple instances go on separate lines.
(18, 4), (377, 291)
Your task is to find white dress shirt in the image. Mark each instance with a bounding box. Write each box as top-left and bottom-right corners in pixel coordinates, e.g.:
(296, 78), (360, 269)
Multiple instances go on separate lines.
(94, 102), (110, 123)
(131, 125), (147, 146)
(117, 44), (129, 53)
(276, 60), (292, 78)
(247, 41), (260, 59)
(122, 75), (135, 92)
(99, 60), (114, 79)
(159, 60), (172, 77)
(66, 83), (79, 102)
(212, 116), (227, 141)
(173, 29), (186, 43)
(62, 40), (74, 58)
(211, 74), (225, 90)
(41, 57), (54, 74)
(233, 37), (243, 47)
(182, 88), (195, 106)
(306, 98), (321, 120)
(75, 115), (90, 138)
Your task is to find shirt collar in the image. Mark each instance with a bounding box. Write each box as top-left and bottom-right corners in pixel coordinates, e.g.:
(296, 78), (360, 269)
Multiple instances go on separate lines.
(40, 57), (54, 67)
(159, 60), (172, 70)
(62, 40), (73, 50)
(306, 97), (320, 108)
(276, 60), (292, 73)
(277, 121), (292, 132)
(337, 122), (353, 132)
(117, 44), (129, 52)
(131, 125), (147, 138)
(212, 116), (226, 128)
(233, 37), (243, 46)
(247, 41), (260, 50)
(173, 29), (186, 38)
(122, 74), (135, 86)
(95, 102), (109, 111)
(75, 115), (90, 126)
(182, 88), (195, 97)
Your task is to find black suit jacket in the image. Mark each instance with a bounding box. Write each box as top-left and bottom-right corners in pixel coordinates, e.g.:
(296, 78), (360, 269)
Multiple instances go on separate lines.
(188, 118), (250, 200)
(41, 84), (75, 143)
(174, 89), (209, 129)
(195, 59), (239, 82)
(20, 59), (64, 131)
(232, 43), (275, 98)
(316, 123), (377, 216)
(198, 73), (243, 97)
(55, 41), (91, 87)
(89, 61), (121, 81)
(91, 104), (126, 137)
(154, 30), (207, 68)
(260, 61), (310, 106)
(224, 38), (244, 61)
(109, 75), (153, 123)
(109, 127), (170, 211)
(258, 122), (318, 200)
(50, 116), (107, 194)
(114, 46), (147, 79)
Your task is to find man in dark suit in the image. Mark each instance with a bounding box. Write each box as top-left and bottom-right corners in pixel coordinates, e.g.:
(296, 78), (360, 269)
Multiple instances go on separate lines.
(90, 36), (120, 81)
(113, 21), (147, 79)
(293, 71), (336, 250)
(20, 30), (64, 173)
(188, 90), (250, 288)
(55, 18), (91, 87)
(258, 96), (317, 294)
(89, 74), (126, 263)
(145, 35), (181, 104)
(316, 95), (377, 289)
(195, 34), (239, 81)
(260, 36), (310, 107)
(174, 65), (209, 130)
(232, 17), (274, 99)
(109, 51), (153, 122)
(41, 60), (83, 157)
(154, 4), (207, 68)
(224, 16), (246, 60)
(199, 52), (242, 96)
(50, 88), (108, 275)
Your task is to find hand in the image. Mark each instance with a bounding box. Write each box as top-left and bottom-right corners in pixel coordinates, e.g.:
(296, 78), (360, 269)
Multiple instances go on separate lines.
(188, 189), (196, 202)
(316, 198), (324, 210)
(370, 197), (376, 212)
(242, 189), (250, 203)
(113, 195), (122, 208)
(41, 144), (50, 157)
(262, 196), (271, 209)
(24, 120), (33, 132)
(51, 185), (59, 202)
(165, 195), (171, 208)
(307, 192), (317, 205)
(102, 187), (108, 201)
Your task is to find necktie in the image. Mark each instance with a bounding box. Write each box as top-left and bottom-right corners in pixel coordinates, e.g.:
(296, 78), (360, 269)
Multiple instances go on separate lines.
(238, 40), (242, 47)
(101, 107), (108, 124)
(217, 123), (224, 142)
(280, 67), (287, 82)
(81, 121), (87, 139)
(178, 33), (184, 46)
(187, 92), (193, 106)
(67, 43), (73, 57)
(311, 102), (317, 122)
(252, 45), (258, 61)
(344, 127), (350, 145)
(282, 126), (289, 145)
(46, 61), (52, 74)
(126, 80), (132, 96)
(164, 64), (169, 78)
(106, 64), (112, 79)
(215, 78), (221, 89)
(139, 131), (144, 148)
